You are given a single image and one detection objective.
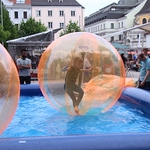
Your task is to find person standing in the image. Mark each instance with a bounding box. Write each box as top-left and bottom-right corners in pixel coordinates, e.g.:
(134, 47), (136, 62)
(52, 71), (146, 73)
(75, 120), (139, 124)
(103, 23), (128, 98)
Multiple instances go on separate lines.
(121, 53), (128, 67)
(137, 53), (150, 90)
(143, 48), (149, 58)
(17, 49), (31, 84)
(136, 48), (149, 71)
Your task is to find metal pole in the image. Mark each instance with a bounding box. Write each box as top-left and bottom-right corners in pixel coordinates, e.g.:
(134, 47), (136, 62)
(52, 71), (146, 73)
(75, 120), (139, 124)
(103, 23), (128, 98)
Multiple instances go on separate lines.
(0, 0), (4, 45)
(1, 0), (3, 27)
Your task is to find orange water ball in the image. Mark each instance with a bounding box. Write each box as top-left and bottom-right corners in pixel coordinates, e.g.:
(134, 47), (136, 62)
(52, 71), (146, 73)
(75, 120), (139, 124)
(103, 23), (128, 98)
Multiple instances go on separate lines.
(38, 32), (125, 115)
(0, 44), (20, 134)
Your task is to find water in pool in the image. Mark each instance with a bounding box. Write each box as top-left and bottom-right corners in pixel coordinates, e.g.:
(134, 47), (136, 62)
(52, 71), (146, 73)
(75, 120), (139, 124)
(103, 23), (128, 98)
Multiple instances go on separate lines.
(1, 96), (150, 138)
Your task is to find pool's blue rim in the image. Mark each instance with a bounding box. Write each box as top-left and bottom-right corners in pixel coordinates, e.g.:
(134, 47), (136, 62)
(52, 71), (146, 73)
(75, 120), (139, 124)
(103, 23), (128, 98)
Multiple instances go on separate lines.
(1, 133), (150, 150)
(1, 84), (150, 150)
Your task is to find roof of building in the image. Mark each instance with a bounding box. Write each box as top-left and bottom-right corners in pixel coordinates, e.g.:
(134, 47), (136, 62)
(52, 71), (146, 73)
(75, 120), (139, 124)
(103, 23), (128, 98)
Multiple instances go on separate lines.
(84, 1), (145, 26)
(85, 3), (135, 26)
(136, 0), (150, 15)
(31, 0), (84, 8)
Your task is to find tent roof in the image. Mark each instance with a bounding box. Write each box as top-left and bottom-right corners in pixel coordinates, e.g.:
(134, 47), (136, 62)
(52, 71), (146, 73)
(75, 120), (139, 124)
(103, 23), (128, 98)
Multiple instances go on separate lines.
(102, 22), (150, 38)
(7, 28), (62, 43)
(6, 28), (62, 59)
(139, 24), (150, 32)
(112, 42), (130, 49)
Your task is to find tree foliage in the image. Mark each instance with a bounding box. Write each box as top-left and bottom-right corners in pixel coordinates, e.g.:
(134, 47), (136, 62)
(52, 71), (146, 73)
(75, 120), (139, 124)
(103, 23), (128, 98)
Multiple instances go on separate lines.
(19, 17), (47, 37)
(0, 25), (10, 43)
(60, 20), (82, 36)
(0, 3), (18, 44)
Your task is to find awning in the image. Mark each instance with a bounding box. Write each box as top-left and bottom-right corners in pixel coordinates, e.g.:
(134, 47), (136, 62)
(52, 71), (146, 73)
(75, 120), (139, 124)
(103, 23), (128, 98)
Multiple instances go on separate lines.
(111, 42), (130, 49)
(102, 22), (150, 38)
(139, 24), (150, 32)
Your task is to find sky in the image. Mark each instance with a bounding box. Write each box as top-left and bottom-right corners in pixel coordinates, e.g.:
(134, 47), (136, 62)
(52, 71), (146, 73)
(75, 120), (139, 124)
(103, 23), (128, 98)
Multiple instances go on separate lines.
(76, 0), (119, 16)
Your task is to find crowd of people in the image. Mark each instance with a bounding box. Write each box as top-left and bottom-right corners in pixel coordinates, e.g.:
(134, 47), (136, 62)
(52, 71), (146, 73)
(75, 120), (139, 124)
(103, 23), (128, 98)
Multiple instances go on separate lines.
(120, 48), (150, 90)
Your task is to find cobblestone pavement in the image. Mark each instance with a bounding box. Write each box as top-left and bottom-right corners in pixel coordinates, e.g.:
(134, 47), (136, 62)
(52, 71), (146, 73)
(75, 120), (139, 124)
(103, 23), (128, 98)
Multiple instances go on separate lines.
(126, 70), (139, 81)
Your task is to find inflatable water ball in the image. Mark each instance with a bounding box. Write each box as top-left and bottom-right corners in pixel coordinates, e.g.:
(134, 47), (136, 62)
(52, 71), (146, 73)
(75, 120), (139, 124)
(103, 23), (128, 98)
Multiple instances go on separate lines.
(0, 44), (20, 134)
(38, 32), (125, 115)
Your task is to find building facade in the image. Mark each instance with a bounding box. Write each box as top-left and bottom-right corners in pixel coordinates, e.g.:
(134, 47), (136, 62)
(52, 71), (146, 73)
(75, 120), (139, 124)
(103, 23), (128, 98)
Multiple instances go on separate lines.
(126, 0), (150, 49)
(2, 0), (84, 31)
(2, 0), (31, 28)
(31, 0), (84, 31)
(84, 0), (147, 49)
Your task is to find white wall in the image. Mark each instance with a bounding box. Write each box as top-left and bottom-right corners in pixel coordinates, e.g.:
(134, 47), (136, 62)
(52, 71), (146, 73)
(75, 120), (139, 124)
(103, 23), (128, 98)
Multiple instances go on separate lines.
(7, 6), (31, 25)
(146, 34), (150, 48)
(32, 6), (84, 30)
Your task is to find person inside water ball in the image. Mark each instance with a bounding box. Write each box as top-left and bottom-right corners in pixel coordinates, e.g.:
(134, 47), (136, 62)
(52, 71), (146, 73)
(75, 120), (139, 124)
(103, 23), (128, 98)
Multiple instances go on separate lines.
(64, 56), (92, 115)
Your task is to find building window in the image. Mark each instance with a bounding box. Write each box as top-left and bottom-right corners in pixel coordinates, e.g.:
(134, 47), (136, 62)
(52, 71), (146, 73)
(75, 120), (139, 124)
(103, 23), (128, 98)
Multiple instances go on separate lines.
(111, 37), (114, 42)
(23, 11), (27, 19)
(103, 24), (105, 29)
(71, 11), (75, 16)
(36, 10), (41, 17)
(111, 23), (114, 29)
(60, 10), (64, 16)
(111, 8), (115, 11)
(48, 22), (53, 29)
(48, 10), (52, 16)
(142, 18), (147, 24)
(16, 0), (25, 3)
(118, 23), (120, 28)
(121, 22), (123, 28)
(60, 23), (64, 28)
(119, 35), (122, 40)
(14, 11), (18, 19)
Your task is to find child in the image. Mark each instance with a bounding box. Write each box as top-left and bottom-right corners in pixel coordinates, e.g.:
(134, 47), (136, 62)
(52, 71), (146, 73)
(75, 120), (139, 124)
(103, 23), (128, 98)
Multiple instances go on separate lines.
(64, 57), (92, 115)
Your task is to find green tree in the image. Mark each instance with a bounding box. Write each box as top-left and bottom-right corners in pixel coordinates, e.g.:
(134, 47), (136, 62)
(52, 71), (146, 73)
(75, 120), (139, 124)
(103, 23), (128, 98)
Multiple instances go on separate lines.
(19, 17), (47, 37)
(0, 24), (10, 43)
(0, 2), (18, 44)
(60, 20), (82, 36)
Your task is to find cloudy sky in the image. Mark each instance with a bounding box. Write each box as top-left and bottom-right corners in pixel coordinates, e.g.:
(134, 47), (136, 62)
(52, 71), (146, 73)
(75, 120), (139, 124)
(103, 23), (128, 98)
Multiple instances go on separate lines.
(76, 0), (119, 16)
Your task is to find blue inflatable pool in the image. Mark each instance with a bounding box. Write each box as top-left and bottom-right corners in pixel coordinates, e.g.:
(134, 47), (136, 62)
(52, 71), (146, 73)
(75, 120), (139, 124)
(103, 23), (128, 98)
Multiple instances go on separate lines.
(0, 84), (150, 150)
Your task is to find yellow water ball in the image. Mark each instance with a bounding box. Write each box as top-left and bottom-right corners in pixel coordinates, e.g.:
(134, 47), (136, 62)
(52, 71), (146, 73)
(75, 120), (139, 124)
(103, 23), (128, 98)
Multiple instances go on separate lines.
(38, 32), (125, 115)
(0, 44), (20, 134)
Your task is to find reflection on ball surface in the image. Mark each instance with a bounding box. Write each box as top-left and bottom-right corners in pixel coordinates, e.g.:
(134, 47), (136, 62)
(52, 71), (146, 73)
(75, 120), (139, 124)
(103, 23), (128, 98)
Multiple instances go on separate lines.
(38, 32), (125, 115)
(0, 44), (20, 134)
